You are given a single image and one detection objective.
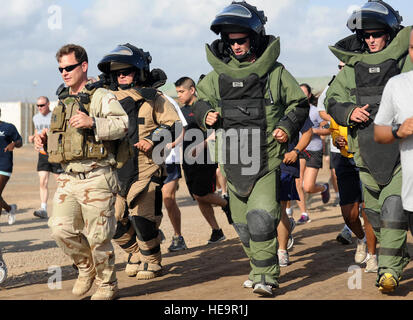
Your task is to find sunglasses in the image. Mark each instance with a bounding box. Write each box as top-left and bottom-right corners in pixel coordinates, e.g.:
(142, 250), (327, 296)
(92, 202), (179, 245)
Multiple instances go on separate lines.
(227, 36), (249, 46)
(338, 65), (344, 70)
(58, 61), (83, 73)
(116, 68), (135, 77)
(37, 104), (46, 108)
(362, 31), (387, 39)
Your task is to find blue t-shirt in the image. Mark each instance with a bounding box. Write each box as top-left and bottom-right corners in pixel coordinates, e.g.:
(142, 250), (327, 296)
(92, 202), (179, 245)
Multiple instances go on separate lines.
(0, 122), (22, 173)
(280, 118), (313, 178)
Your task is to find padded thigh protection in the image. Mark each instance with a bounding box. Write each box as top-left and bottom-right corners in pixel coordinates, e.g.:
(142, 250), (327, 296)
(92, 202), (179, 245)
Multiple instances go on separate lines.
(129, 216), (158, 241)
(382, 195), (408, 231)
(246, 209), (277, 242)
(232, 223), (251, 248)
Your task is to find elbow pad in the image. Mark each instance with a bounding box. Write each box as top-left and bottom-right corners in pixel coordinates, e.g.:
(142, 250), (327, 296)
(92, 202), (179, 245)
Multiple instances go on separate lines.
(278, 100), (309, 137)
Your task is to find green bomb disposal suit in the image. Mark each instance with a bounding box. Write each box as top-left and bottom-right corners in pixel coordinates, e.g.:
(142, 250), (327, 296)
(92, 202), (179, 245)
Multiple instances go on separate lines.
(194, 36), (309, 287)
(326, 26), (413, 283)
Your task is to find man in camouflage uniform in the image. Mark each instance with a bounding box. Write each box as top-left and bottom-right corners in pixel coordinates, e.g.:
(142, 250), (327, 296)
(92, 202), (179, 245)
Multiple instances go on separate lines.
(35, 44), (128, 300)
(97, 44), (180, 280)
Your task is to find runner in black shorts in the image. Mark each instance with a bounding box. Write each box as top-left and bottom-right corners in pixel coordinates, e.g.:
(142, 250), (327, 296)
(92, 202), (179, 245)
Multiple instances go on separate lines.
(176, 76), (231, 244)
(29, 96), (63, 219)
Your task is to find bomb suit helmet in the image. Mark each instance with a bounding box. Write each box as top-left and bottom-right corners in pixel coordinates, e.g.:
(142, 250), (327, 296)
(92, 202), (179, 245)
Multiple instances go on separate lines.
(98, 43), (152, 86)
(347, 0), (403, 40)
(210, 1), (268, 58)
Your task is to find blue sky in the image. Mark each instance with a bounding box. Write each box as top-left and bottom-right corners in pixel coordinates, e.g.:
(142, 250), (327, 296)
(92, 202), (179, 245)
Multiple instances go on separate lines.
(1, 0), (412, 102)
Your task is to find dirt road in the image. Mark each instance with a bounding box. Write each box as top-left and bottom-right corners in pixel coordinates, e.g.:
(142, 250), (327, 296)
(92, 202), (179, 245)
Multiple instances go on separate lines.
(0, 146), (412, 302)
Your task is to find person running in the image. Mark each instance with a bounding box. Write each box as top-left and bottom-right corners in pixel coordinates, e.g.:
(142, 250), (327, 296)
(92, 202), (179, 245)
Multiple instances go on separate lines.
(296, 83), (331, 224)
(176, 76), (231, 244)
(28, 96), (63, 219)
(277, 118), (312, 267)
(0, 108), (22, 226)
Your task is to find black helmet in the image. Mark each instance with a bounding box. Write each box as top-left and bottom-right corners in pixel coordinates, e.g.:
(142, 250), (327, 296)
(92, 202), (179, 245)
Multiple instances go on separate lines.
(97, 43), (152, 85)
(347, 0), (402, 38)
(211, 1), (267, 36)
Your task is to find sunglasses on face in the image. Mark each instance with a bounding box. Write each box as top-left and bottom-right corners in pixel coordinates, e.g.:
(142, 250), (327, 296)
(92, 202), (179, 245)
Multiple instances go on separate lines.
(58, 61), (83, 73)
(37, 104), (46, 108)
(362, 31), (387, 39)
(338, 65), (344, 70)
(116, 68), (135, 77)
(227, 36), (249, 46)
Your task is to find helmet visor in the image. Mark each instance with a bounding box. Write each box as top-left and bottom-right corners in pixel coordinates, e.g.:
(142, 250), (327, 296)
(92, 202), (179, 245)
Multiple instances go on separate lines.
(105, 45), (134, 57)
(216, 4), (252, 19)
(359, 2), (389, 15)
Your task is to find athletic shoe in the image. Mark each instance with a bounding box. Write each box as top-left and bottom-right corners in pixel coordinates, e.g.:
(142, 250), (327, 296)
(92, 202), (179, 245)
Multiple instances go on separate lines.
(287, 235), (294, 251)
(208, 228), (226, 244)
(297, 214), (311, 225)
(365, 254), (378, 273)
(355, 239), (368, 264)
(278, 249), (289, 267)
(253, 282), (277, 297)
(321, 183), (330, 204)
(33, 208), (48, 219)
(243, 279), (253, 288)
(378, 272), (399, 293)
(7, 204), (17, 225)
(336, 227), (352, 245)
(168, 235), (187, 252)
(222, 195), (233, 225)
(287, 217), (296, 250)
(0, 258), (7, 285)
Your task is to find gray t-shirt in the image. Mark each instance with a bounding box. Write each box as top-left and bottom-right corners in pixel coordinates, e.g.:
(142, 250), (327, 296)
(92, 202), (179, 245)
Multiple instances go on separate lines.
(374, 70), (413, 211)
(33, 111), (52, 132)
(306, 104), (323, 151)
(317, 86), (340, 154)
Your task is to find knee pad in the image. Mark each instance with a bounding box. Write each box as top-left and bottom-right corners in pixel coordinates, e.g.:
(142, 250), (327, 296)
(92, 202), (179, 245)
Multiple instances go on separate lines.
(364, 208), (380, 233)
(154, 185), (163, 217)
(246, 209), (277, 242)
(113, 220), (131, 240)
(232, 223), (250, 248)
(129, 216), (158, 241)
(382, 195), (408, 231)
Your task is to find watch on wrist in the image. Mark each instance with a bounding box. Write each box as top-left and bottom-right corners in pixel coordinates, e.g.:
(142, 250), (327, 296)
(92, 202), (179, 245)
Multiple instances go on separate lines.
(91, 117), (96, 129)
(293, 148), (300, 154)
(392, 123), (401, 139)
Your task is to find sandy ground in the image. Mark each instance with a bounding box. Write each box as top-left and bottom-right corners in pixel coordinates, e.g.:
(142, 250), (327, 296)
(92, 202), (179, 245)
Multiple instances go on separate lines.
(0, 145), (412, 303)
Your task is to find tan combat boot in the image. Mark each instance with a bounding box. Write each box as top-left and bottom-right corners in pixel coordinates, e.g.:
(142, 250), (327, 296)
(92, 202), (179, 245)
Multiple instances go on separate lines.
(136, 262), (163, 280)
(72, 274), (96, 296)
(91, 282), (118, 300)
(124, 253), (141, 277)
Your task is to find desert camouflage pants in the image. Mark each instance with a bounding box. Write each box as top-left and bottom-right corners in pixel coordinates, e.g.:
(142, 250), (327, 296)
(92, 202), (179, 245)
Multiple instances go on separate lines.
(48, 166), (118, 287)
(113, 177), (163, 265)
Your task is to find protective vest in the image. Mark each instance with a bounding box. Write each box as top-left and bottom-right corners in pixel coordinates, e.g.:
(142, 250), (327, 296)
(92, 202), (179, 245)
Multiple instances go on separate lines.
(219, 73), (272, 197)
(354, 58), (401, 185)
(47, 86), (115, 164)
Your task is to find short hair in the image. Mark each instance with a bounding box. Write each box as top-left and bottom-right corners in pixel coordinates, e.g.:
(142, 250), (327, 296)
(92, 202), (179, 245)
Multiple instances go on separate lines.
(56, 44), (88, 63)
(37, 96), (49, 103)
(174, 76), (196, 89)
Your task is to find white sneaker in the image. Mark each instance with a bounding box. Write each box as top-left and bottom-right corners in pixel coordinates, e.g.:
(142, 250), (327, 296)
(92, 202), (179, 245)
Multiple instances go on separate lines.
(355, 239), (367, 264)
(336, 226), (352, 245)
(0, 258), (7, 285)
(278, 249), (289, 267)
(243, 279), (253, 288)
(7, 204), (16, 225)
(365, 254), (378, 273)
